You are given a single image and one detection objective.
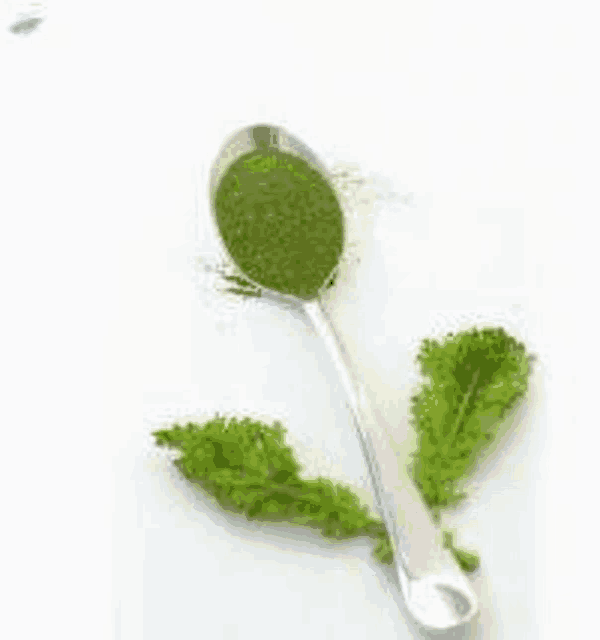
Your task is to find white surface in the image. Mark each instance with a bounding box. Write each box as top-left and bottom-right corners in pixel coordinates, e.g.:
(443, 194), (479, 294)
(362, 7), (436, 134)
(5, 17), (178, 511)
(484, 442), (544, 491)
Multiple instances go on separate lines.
(1, 2), (599, 639)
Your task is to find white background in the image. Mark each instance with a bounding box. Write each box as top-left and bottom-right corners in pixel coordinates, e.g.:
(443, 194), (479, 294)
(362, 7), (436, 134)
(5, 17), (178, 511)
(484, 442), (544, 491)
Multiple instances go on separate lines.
(1, 2), (598, 639)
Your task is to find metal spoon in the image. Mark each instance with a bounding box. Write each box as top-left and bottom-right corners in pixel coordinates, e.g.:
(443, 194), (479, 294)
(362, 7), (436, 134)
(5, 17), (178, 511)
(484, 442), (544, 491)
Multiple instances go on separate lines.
(207, 123), (480, 631)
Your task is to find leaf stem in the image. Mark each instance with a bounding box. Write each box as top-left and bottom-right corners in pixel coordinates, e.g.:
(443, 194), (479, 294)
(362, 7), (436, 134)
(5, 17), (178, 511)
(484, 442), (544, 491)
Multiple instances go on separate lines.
(449, 368), (480, 438)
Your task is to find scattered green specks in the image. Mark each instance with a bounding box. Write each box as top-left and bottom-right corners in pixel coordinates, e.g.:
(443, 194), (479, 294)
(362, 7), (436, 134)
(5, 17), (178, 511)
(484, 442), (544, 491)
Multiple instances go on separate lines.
(220, 273), (263, 298)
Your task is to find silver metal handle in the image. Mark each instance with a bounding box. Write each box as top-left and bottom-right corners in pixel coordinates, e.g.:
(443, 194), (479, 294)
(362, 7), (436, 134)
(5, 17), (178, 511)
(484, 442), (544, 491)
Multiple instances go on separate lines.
(303, 298), (479, 631)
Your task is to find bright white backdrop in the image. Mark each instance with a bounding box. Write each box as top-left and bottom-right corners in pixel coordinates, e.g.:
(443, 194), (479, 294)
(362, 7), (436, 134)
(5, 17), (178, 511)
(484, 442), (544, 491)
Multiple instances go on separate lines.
(1, 2), (598, 639)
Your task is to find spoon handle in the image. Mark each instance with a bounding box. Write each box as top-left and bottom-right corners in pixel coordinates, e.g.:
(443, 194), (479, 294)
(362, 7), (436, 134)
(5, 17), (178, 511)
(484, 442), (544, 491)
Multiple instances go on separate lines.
(303, 298), (479, 631)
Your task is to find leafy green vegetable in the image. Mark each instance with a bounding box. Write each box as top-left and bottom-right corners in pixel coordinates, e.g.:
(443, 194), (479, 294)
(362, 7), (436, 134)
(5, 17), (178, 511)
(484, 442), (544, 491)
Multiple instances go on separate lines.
(152, 327), (534, 576)
(407, 326), (535, 571)
(152, 415), (393, 564)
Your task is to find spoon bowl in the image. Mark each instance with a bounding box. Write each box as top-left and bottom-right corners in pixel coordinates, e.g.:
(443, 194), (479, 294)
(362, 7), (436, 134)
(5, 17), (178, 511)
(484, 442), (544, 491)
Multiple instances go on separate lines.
(208, 123), (344, 304)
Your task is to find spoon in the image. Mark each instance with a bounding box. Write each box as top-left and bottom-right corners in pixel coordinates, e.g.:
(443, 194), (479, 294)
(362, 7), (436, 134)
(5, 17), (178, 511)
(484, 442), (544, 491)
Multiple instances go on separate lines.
(207, 123), (480, 631)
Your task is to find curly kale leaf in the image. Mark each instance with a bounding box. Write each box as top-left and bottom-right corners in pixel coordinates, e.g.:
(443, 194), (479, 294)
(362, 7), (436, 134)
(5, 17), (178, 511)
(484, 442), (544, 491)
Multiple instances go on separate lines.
(407, 326), (534, 513)
(152, 415), (392, 564)
(405, 326), (535, 573)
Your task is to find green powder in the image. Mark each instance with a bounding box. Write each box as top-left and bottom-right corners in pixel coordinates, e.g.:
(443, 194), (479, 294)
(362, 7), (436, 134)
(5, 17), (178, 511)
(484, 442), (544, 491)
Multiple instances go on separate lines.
(213, 148), (345, 301)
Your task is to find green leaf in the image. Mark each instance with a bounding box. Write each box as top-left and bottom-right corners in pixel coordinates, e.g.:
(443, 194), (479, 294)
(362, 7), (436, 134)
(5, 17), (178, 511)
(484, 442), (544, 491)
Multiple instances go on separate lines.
(408, 326), (534, 513)
(151, 415), (390, 565)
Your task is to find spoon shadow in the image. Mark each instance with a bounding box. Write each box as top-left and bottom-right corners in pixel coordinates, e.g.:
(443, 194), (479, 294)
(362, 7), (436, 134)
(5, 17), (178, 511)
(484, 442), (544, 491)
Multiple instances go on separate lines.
(9, 16), (44, 35)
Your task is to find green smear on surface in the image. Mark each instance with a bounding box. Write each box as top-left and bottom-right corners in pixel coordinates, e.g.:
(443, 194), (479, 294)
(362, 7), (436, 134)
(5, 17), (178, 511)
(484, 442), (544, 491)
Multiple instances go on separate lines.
(213, 149), (345, 301)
